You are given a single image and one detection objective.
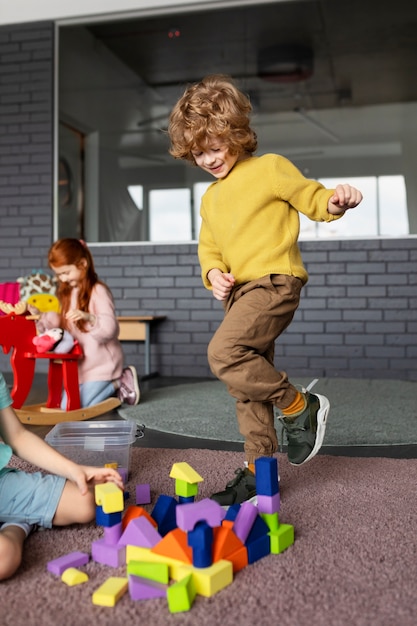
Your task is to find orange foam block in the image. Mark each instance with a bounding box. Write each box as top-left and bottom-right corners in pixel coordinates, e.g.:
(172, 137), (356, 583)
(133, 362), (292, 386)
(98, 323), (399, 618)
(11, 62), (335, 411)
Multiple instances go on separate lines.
(151, 528), (193, 564)
(122, 505), (158, 531)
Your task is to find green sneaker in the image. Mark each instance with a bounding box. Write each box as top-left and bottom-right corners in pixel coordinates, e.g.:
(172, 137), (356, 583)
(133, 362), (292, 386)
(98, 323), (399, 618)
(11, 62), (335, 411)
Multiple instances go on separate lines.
(280, 391), (330, 465)
(210, 467), (257, 506)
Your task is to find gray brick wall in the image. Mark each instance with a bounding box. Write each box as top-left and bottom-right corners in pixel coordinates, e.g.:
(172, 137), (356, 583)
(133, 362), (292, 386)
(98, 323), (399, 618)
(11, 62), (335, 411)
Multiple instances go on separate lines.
(1, 21), (416, 383)
(87, 240), (417, 382)
(0, 21), (54, 275)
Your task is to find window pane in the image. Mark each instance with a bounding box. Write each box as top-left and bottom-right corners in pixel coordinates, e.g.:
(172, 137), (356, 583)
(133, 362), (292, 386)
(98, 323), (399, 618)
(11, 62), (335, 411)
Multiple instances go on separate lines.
(193, 182), (212, 239)
(379, 176), (409, 235)
(149, 189), (191, 242)
(128, 185), (143, 210)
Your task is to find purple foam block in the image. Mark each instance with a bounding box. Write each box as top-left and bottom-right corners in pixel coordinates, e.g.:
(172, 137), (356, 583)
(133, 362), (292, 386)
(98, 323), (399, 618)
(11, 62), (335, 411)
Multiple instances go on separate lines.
(128, 574), (167, 600)
(92, 537), (126, 567)
(136, 483), (151, 505)
(257, 492), (281, 514)
(233, 501), (258, 544)
(118, 515), (162, 548)
(104, 520), (123, 545)
(47, 551), (90, 576)
(176, 498), (226, 531)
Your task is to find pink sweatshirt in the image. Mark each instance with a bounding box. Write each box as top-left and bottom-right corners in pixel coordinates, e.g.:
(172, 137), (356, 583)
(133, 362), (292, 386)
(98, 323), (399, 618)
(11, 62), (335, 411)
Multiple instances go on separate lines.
(38, 283), (124, 384)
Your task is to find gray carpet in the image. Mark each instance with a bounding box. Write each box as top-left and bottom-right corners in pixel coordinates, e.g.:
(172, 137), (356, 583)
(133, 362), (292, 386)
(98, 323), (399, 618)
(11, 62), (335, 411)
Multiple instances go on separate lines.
(118, 378), (417, 447)
(4, 449), (417, 626)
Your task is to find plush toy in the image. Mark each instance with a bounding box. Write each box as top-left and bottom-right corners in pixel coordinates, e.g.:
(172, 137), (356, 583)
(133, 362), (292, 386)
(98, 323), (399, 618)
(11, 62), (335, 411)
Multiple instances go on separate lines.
(32, 328), (75, 354)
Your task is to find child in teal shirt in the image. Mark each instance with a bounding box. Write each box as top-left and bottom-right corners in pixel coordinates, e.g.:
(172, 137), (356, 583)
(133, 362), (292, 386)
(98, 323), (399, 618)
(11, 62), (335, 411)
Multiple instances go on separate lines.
(0, 371), (123, 580)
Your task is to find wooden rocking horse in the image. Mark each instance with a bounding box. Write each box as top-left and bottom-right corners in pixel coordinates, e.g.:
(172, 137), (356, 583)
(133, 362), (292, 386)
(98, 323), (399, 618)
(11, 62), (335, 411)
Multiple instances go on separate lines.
(0, 304), (120, 425)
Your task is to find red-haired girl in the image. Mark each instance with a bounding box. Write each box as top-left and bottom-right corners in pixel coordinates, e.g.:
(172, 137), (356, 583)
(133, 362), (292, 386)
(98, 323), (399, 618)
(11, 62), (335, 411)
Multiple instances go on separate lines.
(33, 238), (139, 408)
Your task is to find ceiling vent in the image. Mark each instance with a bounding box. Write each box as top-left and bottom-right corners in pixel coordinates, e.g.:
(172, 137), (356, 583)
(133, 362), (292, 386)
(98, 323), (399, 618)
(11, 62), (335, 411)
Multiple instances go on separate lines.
(258, 44), (314, 83)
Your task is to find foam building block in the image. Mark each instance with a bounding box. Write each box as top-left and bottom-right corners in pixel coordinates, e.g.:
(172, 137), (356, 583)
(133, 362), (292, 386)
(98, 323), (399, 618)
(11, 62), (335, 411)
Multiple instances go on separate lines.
(175, 559), (233, 598)
(136, 483), (151, 505)
(151, 495), (178, 536)
(245, 515), (271, 564)
(96, 506), (122, 528)
(95, 483), (124, 514)
(260, 512), (280, 531)
(167, 574), (196, 613)
(169, 462), (203, 485)
(269, 523), (295, 554)
(128, 574), (167, 601)
(122, 505), (157, 531)
(151, 527), (193, 564)
(127, 560), (169, 584)
(257, 492), (281, 514)
(255, 457), (279, 495)
(126, 546), (188, 581)
(92, 537), (126, 567)
(232, 501), (258, 544)
(187, 521), (213, 568)
(92, 576), (128, 607)
(176, 498), (225, 532)
(47, 551), (90, 576)
(61, 567), (89, 586)
(118, 468), (128, 484)
(118, 516), (162, 548)
(103, 520), (123, 545)
(212, 525), (245, 562)
(175, 479), (199, 498)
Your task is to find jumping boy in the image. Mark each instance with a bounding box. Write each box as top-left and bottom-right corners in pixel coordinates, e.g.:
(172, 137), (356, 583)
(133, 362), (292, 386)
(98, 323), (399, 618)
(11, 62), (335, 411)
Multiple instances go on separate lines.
(168, 74), (363, 505)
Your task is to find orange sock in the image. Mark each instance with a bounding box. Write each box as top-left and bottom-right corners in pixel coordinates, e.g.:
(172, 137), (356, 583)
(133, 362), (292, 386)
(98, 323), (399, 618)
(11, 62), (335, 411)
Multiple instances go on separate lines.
(282, 392), (306, 417)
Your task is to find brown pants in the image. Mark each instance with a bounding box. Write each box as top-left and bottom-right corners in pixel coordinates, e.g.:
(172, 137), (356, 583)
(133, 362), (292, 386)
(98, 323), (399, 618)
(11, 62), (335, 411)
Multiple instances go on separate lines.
(207, 274), (303, 463)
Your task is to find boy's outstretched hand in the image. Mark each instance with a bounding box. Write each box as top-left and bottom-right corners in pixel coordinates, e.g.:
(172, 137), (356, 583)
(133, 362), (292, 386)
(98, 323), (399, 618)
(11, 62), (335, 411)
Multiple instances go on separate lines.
(328, 184), (363, 215)
(69, 465), (124, 496)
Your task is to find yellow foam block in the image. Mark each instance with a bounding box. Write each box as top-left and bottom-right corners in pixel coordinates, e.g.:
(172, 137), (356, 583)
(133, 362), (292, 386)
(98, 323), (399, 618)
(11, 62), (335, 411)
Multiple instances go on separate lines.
(95, 483), (124, 513)
(61, 567), (89, 586)
(175, 559), (233, 597)
(169, 462), (203, 484)
(92, 577), (128, 607)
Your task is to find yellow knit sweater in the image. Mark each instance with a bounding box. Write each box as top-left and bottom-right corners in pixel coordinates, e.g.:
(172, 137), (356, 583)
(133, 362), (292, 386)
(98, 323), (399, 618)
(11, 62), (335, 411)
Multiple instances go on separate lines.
(198, 153), (342, 288)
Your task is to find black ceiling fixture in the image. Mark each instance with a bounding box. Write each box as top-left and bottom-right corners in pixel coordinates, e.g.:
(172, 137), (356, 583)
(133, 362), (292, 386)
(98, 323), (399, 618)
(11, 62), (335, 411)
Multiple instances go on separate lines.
(257, 44), (314, 83)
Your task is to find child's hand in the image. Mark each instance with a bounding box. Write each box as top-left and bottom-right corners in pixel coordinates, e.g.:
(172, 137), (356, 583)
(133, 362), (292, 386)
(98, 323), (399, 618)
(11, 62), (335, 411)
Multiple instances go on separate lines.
(66, 309), (95, 324)
(209, 271), (235, 301)
(328, 184), (363, 214)
(69, 465), (124, 496)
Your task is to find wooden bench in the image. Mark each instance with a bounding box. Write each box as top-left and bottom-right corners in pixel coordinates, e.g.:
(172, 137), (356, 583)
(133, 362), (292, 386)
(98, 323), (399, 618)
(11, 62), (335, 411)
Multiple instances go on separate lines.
(117, 315), (166, 378)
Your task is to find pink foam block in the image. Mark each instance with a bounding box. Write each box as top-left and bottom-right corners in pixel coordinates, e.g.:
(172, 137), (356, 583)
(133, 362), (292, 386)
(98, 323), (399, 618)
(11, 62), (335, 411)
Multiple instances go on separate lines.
(92, 537), (126, 567)
(176, 497), (226, 531)
(118, 515), (162, 548)
(233, 501), (258, 543)
(128, 574), (167, 600)
(47, 551), (90, 575)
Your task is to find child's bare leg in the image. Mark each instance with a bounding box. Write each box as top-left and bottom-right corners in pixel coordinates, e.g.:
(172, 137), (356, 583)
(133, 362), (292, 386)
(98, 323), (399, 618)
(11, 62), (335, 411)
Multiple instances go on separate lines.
(52, 480), (96, 526)
(0, 525), (26, 580)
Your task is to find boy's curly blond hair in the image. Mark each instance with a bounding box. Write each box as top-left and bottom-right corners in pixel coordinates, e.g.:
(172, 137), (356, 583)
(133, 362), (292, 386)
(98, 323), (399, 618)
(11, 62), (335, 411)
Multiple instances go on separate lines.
(168, 74), (258, 164)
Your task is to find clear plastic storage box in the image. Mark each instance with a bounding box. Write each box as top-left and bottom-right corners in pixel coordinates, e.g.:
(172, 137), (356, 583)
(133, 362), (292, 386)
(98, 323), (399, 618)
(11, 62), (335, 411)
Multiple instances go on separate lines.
(45, 420), (138, 472)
